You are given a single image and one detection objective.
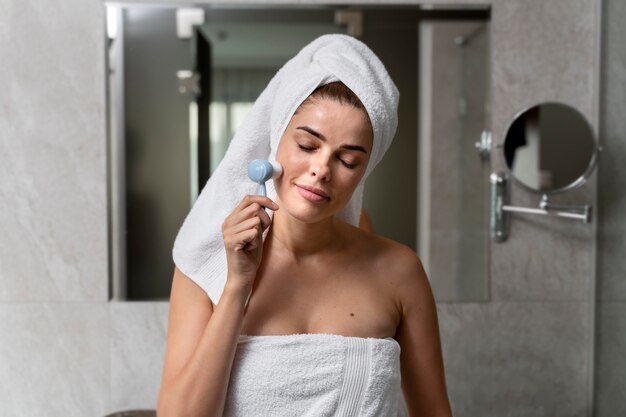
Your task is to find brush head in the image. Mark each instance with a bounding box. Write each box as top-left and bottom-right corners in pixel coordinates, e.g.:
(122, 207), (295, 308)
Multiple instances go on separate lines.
(248, 159), (283, 183)
(268, 160), (282, 178)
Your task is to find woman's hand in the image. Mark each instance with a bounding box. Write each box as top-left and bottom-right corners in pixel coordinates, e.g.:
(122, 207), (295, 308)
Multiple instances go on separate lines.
(222, 195), (279, 291)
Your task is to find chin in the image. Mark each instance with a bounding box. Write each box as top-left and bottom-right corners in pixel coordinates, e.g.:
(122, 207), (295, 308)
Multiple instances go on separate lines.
(281, 201), (333, 224)
(276, 190), (339, 223)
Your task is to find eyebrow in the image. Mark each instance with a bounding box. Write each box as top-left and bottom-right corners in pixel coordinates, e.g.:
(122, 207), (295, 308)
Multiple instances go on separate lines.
(296, 126), (369, 154)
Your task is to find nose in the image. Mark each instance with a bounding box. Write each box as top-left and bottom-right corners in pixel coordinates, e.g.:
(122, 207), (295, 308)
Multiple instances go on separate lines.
(310, 154), (331, 182)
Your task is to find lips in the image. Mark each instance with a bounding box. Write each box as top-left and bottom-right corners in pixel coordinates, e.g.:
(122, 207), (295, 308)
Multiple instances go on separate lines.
(296, 184), (330, 202)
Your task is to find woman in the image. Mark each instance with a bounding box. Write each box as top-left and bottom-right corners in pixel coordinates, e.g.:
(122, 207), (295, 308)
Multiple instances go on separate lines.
(158, 35), (452, 417)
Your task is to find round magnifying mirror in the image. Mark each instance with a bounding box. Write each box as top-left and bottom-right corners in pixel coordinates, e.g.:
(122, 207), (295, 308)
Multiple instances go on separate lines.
(503, 102), (598, 194)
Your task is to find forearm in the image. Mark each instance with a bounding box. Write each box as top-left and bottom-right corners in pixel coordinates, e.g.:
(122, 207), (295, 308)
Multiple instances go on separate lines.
(158, 281), (250, 417)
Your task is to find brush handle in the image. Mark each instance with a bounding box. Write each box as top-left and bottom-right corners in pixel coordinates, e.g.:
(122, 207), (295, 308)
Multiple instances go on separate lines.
(248, 159), (282, 196)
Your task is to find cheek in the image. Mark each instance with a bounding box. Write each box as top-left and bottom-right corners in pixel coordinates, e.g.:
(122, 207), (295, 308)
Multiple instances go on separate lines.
(276, 147), (307, 177)
(274, 149), (302, 193)
(330, 170), (363, 202)
(342, 176), (363, 198)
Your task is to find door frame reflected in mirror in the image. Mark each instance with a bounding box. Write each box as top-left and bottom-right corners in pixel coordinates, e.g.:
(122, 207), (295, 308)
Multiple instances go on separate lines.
(502, 101), (600, 195)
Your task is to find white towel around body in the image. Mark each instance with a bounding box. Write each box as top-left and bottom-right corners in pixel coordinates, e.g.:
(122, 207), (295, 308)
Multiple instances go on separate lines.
(222, 333), (407, 417)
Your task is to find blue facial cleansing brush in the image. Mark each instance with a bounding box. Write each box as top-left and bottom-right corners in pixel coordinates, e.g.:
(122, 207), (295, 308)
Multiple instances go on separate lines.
(247, 159), (283, 196)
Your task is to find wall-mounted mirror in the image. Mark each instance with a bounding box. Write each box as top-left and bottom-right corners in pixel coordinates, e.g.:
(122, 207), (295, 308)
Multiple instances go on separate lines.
(503, 102), (599, 194)
(106, 4), (491, 301)
(490, 102), (600, 241)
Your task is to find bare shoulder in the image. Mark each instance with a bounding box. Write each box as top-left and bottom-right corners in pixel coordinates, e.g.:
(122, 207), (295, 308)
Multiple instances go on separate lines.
(376, 235), (423, 276)
(345, 225), (429, 314)
(348, 224), (423, 276)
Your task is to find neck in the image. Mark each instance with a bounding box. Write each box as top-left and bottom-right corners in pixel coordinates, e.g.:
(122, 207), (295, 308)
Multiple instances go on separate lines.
(268, 207), (341, 260)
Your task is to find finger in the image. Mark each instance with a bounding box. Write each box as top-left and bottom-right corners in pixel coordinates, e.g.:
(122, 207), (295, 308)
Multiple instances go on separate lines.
(225, 196), (255, 224)
(257, 208), (272, 230)
(230, 208), (271, 232)
(224, 196), (278, 231)
(226, 202), (264, 227)
(226, 216), (261, 236)
(225, 229), (256, 251)
(255, 195), (279, 210)
(239, 194), (279, 211)
(232, 228), (260, 251)
(229, 195), (277, 224)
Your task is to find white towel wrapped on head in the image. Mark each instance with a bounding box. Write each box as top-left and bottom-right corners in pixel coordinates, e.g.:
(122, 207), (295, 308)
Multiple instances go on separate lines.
(172, 34), (400, 304)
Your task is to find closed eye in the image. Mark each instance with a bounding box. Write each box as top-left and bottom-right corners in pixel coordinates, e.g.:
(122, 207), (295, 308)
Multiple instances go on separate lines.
(299, 143), (357, 169)
(338, 156), (356, 169)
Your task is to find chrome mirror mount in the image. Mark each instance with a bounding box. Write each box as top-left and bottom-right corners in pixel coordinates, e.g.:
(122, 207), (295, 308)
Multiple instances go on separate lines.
(490, 102), (600, 242)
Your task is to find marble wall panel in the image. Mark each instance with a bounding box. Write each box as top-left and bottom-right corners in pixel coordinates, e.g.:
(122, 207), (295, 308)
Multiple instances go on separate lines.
(439, 301), (590, 417)
(489, 0), (598, 302)
(594, 302), (626, 417)
(438, 303), (494, 417)
(0, 303), (110, 417)
(596, 220), (626, 301)
(0, 0), (108, 302)
(490, 192), (594, 301)
(488, 301), (590, 417)
(490, 0), (596, 137)
(597, 0), (626, 301)
(594, 1), (626, 415)
(109, 302), (169, 413)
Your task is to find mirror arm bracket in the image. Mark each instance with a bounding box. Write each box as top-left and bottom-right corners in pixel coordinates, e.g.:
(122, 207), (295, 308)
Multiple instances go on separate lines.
(490, 172), (592, 242)
(537, 194), (591, 220)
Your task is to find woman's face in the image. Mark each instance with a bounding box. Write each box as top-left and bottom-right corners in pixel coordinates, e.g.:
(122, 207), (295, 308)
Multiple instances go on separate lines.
(274, 97), (374, 223)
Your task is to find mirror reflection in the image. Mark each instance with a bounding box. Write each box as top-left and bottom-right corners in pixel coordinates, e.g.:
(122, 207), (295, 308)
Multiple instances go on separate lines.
(106, 5), (490, 303)
(503, 102), (597, 193)
(418, 19), (490, 302)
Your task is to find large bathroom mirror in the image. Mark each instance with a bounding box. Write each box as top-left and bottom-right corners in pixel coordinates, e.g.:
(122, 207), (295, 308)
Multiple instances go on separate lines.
(106, 4), (491, 302)
(503, 102), (599, 194)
